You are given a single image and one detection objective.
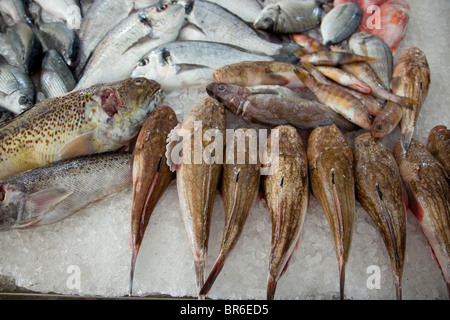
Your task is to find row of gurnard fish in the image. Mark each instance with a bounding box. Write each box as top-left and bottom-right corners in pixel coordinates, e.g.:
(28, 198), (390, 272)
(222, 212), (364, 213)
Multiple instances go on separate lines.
(0, 0), (448, 300)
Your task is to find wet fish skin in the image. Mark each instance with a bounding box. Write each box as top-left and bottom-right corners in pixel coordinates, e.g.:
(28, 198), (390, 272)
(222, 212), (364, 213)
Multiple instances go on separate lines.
(200, 128), (261, 296)
(349, 32), (393, 91)
(0, 152), (132, 230)
(212, 60), (306, 89)
(393, 139), (450, 296)
(254, 0), (324, 34)
(300, 51), (376, 66)
(391, 47), (431, 153)
(321, 2), (362, 46)
(166, 96), (226, 298)
(316, 65), (372, 94)
(353, 133), (407, 300)
(0, 63), (35, 115)
(294, 64), (372, 130)
(263, 125), (309, 300)
(371, 101), (402, 138)
(427, 126), (450, 179)
(291, 33), (325, 53)
(307, 124), (355, 300)
(39, 49), (76, 99)
(206, 82), (358, 132)
(76, 3), (185, 88)
(0, 77), (163, 180)
(129, 105), (178, 296)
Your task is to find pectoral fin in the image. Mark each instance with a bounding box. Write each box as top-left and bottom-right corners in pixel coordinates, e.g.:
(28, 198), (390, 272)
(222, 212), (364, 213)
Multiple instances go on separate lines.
(58, 131), (99, 160)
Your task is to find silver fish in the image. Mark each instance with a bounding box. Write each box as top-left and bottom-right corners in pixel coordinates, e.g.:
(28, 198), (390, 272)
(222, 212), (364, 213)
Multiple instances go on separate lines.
(0, 63), (35, 114)
(0, 152), (132, 230)
(0, 33), (23, 69)
(39, 50), (76, 99)
(321, 2), (363, 46)
(177, 0), (300, 56)
(131, 40), (276, 91)
(76, 3), (185, 89)
(254, 0), (324, 34)
(33, 0), (82, 26)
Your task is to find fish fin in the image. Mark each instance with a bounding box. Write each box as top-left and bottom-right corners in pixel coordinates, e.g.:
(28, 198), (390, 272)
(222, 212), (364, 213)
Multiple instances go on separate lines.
(57, 131), (98, 160)
(260, 74), (289, 86)
(398, 97), (416, 111)
(249, 88), (281, 95)
(19, 188), (73, 228)
(165, 123), (183, 171)
(199, 253), (226, 296)
(266, 273), (277, 300)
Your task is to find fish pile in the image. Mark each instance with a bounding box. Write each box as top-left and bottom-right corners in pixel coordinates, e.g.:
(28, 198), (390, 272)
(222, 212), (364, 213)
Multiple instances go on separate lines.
(0, 0), (448, 300)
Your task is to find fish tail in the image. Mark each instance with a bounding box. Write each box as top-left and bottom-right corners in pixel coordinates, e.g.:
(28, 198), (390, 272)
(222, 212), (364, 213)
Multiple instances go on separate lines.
(400, 131), (413, 153)
(394, 273), (403, 300)
(199, 253), (226, 296)
(266, 274), (278, 300)
(129, 248), (138, 296)
(339, 260), (346, 300)
(195, 258), (206, 299)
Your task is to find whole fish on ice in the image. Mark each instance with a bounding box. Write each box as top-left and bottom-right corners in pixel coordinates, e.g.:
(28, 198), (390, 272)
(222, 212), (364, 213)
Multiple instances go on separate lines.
(427, 125), (450, 179)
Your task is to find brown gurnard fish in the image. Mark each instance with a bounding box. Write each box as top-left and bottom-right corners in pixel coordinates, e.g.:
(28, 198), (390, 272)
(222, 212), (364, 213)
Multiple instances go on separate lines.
(393, 139), (450, 297)
(391, 47), (431, 153)
(0, 78), (163, 180)
(427, 125), (450, 179)
(206, 82), (358, 132)
(166, 96), (226, 298)
(307, 125), (355, 300)
(294, 64), (372, 130)
(353, 133), (407, 300)
(200, 128), (261, 296)
(212, 61), (306, 89)
(129, 106), (178, 296)
(263, 125), (309, 300)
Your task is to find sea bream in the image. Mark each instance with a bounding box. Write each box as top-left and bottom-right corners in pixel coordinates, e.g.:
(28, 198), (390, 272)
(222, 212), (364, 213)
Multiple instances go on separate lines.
(0, 152), (132, 230)
(263, 125), (309, 300)
(166, 96), (226, 299)
(0, 63), (35, 115)
(0, 77), (163, 180)
(393, 139), (450, 297)
(129, 105), (178, 296)
(76, 3), (185, 88)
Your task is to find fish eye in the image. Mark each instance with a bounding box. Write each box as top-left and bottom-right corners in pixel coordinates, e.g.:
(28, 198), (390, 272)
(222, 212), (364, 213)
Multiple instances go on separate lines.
(217, 84), (227, 92)
(19, 96), (29, 105)
(157, 4), (168, 12)
(139, 58), (149, 67)
(133, 78), (145, 85)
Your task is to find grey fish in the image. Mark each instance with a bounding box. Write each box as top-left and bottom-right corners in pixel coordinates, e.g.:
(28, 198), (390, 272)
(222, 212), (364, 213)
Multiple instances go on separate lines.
(0, 0), (31, 26)
(39, 50), (76, 99)
(206, 82), (358, 131)
(321, 2), (362, 46)
(393, 139), (450, 297)
(33, 0), (82, 26)
(76, 3), (185, 89)
(0, 33), (23, 69)
(166, 96), (226, 299)
(0, 63), (35, 114)
(353, 133), (407, 300)
(0, 152), (132, 230)
(349, 32), (393, 91)
(307, 124), (355, 300)
(131, 40), (276, 91)
(0, 107), (14, 128)
(264, 125), (309, 300)
(254, 0), (324, 34)
(177, 0), (300, 56)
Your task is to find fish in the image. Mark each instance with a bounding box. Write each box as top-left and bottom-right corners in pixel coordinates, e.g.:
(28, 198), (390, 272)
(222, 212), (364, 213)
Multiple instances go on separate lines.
(0, 107), (14, 128)
(253, 0), (324, 34)
(321, 2), (363, 46)
(177, 0), (300, 57)
(39, 49), (76, 99)
(0, 33), (23, 69)
(0, 63), (35, 115)
(316, 65), (372, 94)
(369, 0), (410, 54)
(76, 3), (185, 88)
(371, 101), (402, 138)
(291, 33), (326, 53)
(129, 105), (178, 296)
(390, 47), (431, 153)
(212, 60), (306, 89)
(206, 82), (358, 132)
(294, 64), (372, 130)
(76, 0), (136, 78)
(307, 124), (355, 300)
(349, 32), (393, 91)
(299, 51), (376, 66)
(199, 128), (261, 296)
(393, 139), (450, 297)
(130, 41), (278, 91)
(0, 0), (31, 26)
(0, 152), (132, 230)
(427, 125), (450, 179)
(199, 0), (263, 23)
(263, 125), (309, 300)
(33, 0), (82, 26)
(341, 62), (416, 111)
(166, 96), (226, 299)
(0, 77), (163, 180)
(333, 0), (389, 33)
(353, 133), (407, 300)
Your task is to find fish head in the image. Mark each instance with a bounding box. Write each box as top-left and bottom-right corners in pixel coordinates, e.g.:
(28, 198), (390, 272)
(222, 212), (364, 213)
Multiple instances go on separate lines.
(253, 4), (279, 32)
(205, 82), (250, 115)
(8, 90), (34, 115)
(142, 3), (185, 35)
(0, 183), (25, 230)
(97, 78), (164, 146)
